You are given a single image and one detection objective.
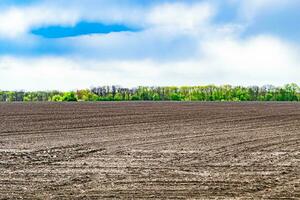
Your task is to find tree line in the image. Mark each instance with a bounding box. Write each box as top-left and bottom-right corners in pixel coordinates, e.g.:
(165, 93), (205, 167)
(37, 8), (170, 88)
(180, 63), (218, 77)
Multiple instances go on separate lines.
(0, 84), (299, 102)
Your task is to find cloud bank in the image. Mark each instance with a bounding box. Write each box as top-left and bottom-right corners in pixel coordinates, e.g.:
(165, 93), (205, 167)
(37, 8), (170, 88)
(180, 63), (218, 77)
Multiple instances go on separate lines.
(0, 0), (299, 90)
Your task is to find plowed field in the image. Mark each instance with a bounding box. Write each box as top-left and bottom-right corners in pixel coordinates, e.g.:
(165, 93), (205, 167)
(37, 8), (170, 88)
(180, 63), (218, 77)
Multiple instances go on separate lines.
(0, 102), (299, 199)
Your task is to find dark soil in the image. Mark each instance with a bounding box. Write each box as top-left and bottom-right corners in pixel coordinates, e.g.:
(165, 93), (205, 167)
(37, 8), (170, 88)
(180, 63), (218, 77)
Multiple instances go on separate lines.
(0, 102), (299, 199)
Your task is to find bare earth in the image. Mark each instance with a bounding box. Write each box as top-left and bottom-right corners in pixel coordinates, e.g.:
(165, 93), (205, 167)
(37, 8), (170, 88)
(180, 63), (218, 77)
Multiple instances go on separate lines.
(0, 102), (299, 199)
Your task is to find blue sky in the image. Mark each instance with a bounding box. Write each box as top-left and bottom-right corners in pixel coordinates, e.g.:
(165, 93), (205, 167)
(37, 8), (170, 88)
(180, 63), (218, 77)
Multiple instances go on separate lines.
(0, 0), (299, 90)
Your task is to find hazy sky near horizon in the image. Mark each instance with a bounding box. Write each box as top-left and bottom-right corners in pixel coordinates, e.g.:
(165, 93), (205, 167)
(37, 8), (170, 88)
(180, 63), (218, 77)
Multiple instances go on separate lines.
(0, 0), (299, 90)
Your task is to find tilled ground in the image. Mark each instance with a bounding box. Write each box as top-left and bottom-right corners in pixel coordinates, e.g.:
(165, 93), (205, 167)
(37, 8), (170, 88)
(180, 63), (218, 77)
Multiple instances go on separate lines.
(0, 102), (299, 199)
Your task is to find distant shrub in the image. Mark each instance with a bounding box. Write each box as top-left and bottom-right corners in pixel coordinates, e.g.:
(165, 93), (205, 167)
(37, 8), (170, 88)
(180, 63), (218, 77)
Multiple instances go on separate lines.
(131, 95), (140, 101)
(170, 93), (181, 101)
(52, 95), (62, 102)
(61, 92), (77, 102)
(152, 94), (160, 101)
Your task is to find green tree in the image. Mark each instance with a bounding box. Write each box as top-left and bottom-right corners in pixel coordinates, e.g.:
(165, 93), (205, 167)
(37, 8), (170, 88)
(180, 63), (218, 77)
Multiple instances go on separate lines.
(170, 93), (182, 101)
(52, 95), (62, 102)
(61, 92), (78, 101)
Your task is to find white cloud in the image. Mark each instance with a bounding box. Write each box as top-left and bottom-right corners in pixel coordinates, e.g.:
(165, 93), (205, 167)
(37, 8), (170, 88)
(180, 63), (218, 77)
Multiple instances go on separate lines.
(56, 28), (200, 61)
(0, 5), (78, 38)
(147, 2), (214, 31)
(198, 35), (300, 85)
(0, 34), (299, 90)
(0, 57), (162, 91)
(237, 0), (294, 21)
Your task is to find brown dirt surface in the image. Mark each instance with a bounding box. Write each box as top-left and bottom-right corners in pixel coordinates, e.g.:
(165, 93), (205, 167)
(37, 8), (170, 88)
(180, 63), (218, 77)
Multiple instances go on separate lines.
(0, 102), (299, 199)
